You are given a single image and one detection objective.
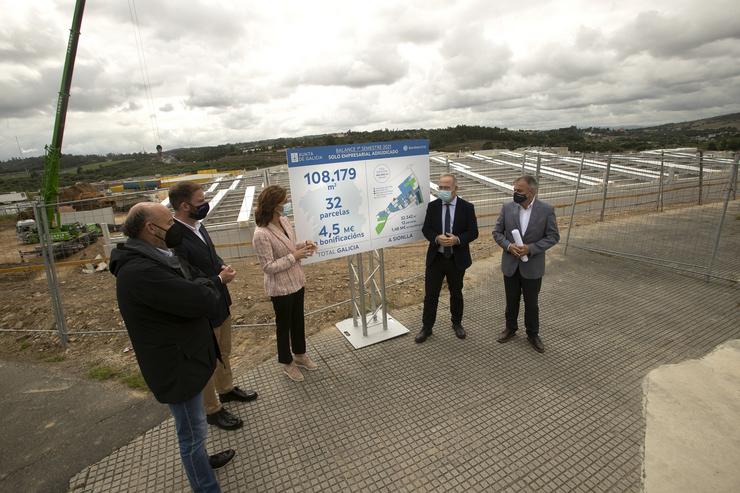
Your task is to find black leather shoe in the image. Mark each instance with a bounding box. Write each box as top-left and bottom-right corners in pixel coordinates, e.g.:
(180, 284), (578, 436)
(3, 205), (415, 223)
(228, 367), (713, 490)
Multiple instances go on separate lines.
(415, 329), (432, 343)
(497, 327), (517, 343)
(219, 386), (258, 403)
(528, 335), (545, 353)
(453, 324), (466, 339)
(206, 408), (243, 430)
(209, 449), (235, 469)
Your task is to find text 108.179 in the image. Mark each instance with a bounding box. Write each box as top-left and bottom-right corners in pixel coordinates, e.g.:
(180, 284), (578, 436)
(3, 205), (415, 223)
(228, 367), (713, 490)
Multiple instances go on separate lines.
(304, 168), (357, 185)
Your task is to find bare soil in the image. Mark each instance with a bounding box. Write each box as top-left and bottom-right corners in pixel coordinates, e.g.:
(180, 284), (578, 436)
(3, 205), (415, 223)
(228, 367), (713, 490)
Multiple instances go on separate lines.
(0, 224), (501, 391)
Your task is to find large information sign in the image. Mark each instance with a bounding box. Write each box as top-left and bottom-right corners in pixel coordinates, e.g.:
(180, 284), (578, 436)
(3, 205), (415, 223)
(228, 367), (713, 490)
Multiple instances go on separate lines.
(287, 139), (430, 264)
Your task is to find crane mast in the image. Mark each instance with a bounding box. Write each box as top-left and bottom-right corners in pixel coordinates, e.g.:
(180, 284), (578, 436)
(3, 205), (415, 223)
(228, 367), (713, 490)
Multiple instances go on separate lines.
(41, 0), (86, 225)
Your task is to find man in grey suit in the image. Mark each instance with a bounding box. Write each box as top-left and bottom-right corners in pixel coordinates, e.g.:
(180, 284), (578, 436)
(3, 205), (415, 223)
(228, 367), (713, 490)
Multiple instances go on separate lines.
(493, 175), (560, 353)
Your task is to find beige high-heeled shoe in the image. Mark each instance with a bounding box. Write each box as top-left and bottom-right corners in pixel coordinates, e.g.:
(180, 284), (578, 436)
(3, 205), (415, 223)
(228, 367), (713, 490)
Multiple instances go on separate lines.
(283, 362), (304, 381)
(293, 354), (318, 370)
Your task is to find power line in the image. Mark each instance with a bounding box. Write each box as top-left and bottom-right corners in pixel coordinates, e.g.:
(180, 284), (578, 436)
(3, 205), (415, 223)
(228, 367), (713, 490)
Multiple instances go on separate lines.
(127, 0), (161, 151)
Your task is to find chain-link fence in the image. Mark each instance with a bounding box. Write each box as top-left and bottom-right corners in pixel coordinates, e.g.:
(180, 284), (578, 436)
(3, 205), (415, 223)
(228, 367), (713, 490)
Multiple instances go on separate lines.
(0, 150), (737, 347)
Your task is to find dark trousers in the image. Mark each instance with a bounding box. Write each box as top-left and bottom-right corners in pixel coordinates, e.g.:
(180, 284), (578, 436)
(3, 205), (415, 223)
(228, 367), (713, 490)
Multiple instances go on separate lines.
(503, 267), (543, 337)
(422, 253), (465, 331)
(271, 287), (306, 364)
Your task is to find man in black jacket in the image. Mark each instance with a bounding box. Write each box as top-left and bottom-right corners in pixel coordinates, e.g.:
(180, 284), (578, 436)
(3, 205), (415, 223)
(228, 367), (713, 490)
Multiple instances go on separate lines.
(111, 202), (234, 493)
(416, 173), (479, 343)
(169, 182), (257, 431)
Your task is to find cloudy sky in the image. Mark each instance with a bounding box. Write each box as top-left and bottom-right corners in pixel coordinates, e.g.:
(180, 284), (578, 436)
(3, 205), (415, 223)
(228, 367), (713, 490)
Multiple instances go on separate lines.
(1, 0), (739, 160)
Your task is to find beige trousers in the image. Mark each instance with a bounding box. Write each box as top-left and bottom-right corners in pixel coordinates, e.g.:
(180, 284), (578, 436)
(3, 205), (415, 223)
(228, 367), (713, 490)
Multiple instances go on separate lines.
(203, 316), (234, 415)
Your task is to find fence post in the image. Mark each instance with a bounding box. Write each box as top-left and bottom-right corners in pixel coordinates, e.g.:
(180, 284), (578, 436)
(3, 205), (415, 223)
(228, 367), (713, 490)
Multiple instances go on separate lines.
(535, 152), (541, 182)
(734, 152), (738, 201)
(705, 155), (738, 281)
(657, 150), (665, 212)
(599, 154), (612, 221)
(446, 156), (450, 174)
(563, 154), (585, 256)
(262, 168), (271, 186)
(347, 255), (358, 326)
(697, 150), (704, 205)
(36, 202), (69, 347)
(521, 152), (527, 173)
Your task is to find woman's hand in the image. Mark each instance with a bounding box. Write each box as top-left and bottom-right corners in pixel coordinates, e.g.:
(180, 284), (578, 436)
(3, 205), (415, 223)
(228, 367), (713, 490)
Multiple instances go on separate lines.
(293, 245), (313, 260)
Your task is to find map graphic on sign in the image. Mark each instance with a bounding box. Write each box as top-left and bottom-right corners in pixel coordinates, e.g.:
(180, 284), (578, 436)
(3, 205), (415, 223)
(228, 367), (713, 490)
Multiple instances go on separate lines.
(375, 173), (424, 234)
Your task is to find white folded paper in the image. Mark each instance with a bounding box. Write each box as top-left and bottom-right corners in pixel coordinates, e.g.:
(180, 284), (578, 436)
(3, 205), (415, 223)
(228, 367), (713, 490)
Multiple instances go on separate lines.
(511, 229), (528, 262)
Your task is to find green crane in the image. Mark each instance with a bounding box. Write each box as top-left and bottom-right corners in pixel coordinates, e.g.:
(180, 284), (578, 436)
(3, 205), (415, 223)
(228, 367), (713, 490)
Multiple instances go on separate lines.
(41, 0), (86, 226)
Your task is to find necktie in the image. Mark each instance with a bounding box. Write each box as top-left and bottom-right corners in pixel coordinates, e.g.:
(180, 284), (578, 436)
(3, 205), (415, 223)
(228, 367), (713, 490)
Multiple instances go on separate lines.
(443, 204), (452, 258)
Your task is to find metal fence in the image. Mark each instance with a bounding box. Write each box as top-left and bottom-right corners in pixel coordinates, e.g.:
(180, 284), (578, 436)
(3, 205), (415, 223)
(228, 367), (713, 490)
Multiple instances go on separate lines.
(0, 150), (737, 347)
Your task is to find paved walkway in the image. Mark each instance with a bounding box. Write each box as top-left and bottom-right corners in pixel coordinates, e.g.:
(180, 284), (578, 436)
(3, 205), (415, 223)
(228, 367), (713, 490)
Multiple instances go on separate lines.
(68, 235), (739, 492)
(0, 360), (167, 493)
(643, 340), (740, 493)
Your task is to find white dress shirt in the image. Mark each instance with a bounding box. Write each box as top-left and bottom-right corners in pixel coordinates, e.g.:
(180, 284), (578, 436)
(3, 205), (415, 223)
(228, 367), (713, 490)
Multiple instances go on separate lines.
(518, 197), (536, 236)
(438, 196), (458, 253)
(174, 217), (206, 244)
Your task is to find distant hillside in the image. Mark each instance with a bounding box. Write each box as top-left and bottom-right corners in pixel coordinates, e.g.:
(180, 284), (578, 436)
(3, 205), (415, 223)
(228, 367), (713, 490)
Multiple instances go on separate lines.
(644, 112), (740, 132)
(1, 112), (738, 193)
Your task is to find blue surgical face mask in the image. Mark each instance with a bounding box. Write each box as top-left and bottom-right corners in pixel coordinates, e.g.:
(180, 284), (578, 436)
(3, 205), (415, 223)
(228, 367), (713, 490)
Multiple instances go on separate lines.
(279, 202), (292, 217)
(437, 190), (452, 203)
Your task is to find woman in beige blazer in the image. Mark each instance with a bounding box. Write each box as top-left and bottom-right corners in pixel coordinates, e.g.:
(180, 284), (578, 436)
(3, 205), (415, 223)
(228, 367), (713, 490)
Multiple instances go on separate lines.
(252, 185), (319, 382)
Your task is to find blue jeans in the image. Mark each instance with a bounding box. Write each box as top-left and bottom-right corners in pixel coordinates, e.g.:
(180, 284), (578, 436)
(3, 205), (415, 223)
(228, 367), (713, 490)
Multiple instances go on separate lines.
(168, 392), (221, 493)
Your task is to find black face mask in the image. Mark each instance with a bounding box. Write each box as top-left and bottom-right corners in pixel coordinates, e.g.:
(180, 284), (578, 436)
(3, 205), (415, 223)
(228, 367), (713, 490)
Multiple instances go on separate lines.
(188, 202), (210, 221)
(513, 192), (528, 204)
(152, 222), (183, 248)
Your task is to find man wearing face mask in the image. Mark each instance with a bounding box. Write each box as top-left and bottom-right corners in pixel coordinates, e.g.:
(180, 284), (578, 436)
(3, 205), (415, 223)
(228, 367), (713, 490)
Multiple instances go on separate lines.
(168, 181), (257, 431)
(416, 173), (479, 343)
(493, 175), (560, 353)
(110, 202), (235, 493)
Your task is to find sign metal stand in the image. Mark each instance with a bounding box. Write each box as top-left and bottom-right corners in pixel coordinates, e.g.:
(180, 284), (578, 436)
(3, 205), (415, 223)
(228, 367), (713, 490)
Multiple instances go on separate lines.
(336, 249), (408, 349)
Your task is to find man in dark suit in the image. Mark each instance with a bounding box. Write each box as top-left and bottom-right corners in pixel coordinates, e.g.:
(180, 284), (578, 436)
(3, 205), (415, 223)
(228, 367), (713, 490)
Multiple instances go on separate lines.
(169, 182), (257, 431)
(110, 202), (234, 492)
(493, 175), (560, 353)
(416, 173), (479, 343)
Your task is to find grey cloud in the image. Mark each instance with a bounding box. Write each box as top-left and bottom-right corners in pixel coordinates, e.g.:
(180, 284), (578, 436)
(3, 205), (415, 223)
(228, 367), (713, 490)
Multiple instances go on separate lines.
(439, 28), (512, 90)
(68, 62), (141, 113)
(393, 23), (441, 45)
(302, 99), (378, 130)
(611, 5), (740, 58)
(0, 25), (60, 63)
(648, 79), (740, 112)
(86, 0), (247, 43)
(429, 88), (520, 112)
(185, 92), (233, 109)
(220, 107), (256, 130)
(299, 47), (409, 88)
(519, 44), (609, 81)
(0, 66), (58, 117)
(159, 103), (174, 112)
(575, 26), (605, 50)
(184, 77), (283, 109)
(121, 101), (142, 112)
(374, 4), (444, 45)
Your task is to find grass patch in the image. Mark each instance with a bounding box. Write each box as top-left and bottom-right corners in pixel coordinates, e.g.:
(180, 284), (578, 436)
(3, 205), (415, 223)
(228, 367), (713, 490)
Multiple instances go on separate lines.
(87, 363), (148, 390)
(88, 365), (117, 380)
(43, 354), (66, 363)
(0, 215), (18, 226)
(120, 371), (148, 391)
(19, 341), (31, 351)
